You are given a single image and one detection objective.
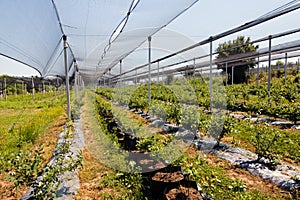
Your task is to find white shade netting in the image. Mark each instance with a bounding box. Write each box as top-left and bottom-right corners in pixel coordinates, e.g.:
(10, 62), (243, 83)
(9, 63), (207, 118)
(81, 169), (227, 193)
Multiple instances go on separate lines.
(0, 0), (199, 83)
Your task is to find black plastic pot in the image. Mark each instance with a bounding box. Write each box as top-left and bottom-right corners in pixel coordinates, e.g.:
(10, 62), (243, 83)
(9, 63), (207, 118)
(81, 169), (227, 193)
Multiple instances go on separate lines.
(149, 165), (183, 198)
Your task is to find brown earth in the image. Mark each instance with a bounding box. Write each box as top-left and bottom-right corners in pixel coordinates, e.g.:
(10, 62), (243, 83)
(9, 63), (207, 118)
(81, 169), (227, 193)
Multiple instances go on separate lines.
(205, 153), (293, 199)
(0, 113), (66, 199)
(165, 185), (202, 200)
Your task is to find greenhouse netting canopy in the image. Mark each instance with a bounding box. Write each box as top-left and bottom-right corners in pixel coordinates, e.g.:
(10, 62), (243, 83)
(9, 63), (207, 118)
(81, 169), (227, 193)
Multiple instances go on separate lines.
(0, 0), (198, 82)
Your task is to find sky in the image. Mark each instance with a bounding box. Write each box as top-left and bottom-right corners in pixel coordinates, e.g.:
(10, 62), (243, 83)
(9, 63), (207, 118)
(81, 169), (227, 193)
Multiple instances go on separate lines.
(0, 0), (299, 77)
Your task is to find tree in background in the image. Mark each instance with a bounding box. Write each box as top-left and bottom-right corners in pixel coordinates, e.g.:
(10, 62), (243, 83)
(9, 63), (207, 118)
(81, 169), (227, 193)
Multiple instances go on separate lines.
(216, 36), (258, 84)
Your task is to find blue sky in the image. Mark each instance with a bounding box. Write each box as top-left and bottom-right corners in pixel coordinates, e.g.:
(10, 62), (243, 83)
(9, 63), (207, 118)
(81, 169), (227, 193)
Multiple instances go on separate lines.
(0, 0), (299, 77)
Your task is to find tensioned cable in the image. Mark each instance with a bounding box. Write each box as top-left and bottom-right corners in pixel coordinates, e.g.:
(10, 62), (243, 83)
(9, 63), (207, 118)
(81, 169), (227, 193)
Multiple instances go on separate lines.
(258, 0), (300, 19)
(51, 0), (65, 36)
(44, 49), (64, 76)
(100, 0), (200, 76)
(51, 0), (76, 74)
(0, 54), (42, 76)
(0, 38), (44, 68)
(43, 37), (63, 75)
(112, 1), (300, 79)
(97, 0), (141, 66)
(111, 37), (300, 82)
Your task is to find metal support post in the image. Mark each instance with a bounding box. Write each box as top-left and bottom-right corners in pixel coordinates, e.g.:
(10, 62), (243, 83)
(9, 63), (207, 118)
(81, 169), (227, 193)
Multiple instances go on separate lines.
(22, 81), (24, 97)
(225, 62), (228, 86)
(268, 35), (272, 92)
(285, 53), (287, 84)
(135, 69), (137, 85)
(148, 36), (151, 107)
(193, 58), (196, 89)
(120, 60), (122, 101)
(256, 56), (260, 84)
(298, 58), (300, 72)
(157, 61), (160, 84)
(109, 69), (111, 87)
(209, 37), (213, 110)
(157, 61), (160, 94)
(63, 35), (71, 119)
(15, 83), (17, 96)
(162, 67), (165, 86)
(231, 66), (234, 85)
(31, 76), (34, 100)
(4, 77), (7, 101)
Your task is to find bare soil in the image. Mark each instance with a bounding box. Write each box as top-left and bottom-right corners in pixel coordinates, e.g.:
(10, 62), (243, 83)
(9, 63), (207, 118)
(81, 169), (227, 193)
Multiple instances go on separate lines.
(205, 153), (292, 199)
(165, 185), (202, 200)
(152, 171), (184, 182)
(0, 114), (66, 199)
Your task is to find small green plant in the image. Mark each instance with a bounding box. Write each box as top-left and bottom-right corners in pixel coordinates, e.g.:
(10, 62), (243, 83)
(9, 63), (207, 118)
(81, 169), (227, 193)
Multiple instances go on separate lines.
(252, 126), (281, 169)
(8, 145), (45, 189)
(30, 139), (83, 199)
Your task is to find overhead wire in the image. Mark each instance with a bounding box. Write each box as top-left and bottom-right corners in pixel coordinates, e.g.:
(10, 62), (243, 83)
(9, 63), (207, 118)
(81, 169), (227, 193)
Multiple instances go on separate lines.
(100, 0), (200, 76)
(111, 0), (300, 80)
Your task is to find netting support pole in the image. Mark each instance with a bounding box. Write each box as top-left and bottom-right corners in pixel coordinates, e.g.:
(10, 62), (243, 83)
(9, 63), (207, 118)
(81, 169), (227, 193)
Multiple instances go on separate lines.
(157, 61), (160, 84)
(284, 53), (287, 84)
(162, 67), (165, 86)
(22, 81), (24, 97)
(209, 37), (213, 111)
(135, 70), (137, 85)
(43, 81), (45, 94)
(15, 83), (17, 96)
(193, 58), (196, 89)
(31, 76), (34, 100)
(56, 77), (59, 96)
(225, 62), (228, 86)
(63, 35), (71, 120)
(148, 36), (152, 107)
(268, 35), (272, 92)
(231, 66), (234, 85)
(157, 61), (160, 94)
(109, 69), (111, 87)
(4, 77), (7, 101)
(120, 60), (122, 103)
(256, 56), (260, 85)
(74, 61), (78, 96)
(297, 58), (300, 73)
